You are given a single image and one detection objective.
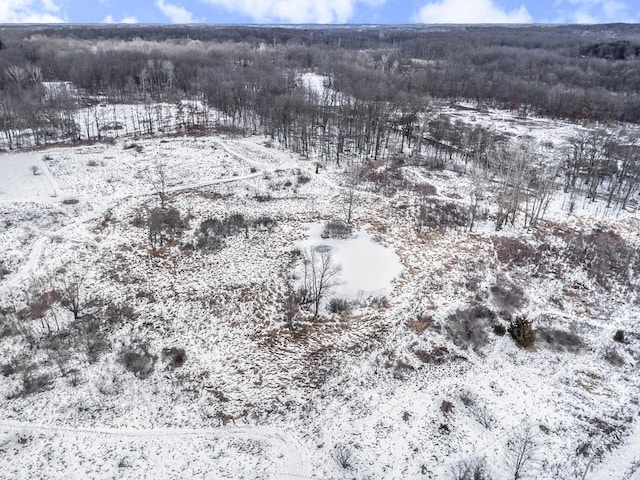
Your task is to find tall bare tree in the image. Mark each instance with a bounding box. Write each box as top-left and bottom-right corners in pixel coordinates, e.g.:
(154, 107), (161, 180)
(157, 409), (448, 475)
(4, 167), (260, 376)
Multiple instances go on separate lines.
(300, 247), (342, 319)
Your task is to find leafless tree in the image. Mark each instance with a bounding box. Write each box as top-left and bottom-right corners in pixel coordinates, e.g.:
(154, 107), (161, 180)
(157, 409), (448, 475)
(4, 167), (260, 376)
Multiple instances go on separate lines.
(147, 159), (168, 208)
(58, 269), (95, 320)
(300, 247), (342, 319)
(505, 426), (538, 480)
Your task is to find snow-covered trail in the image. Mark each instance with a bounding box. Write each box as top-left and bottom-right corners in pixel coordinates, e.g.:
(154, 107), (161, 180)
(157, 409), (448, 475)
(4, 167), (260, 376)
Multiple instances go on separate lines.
(0, 421), (313, 479)
(0, 138), (302, 296)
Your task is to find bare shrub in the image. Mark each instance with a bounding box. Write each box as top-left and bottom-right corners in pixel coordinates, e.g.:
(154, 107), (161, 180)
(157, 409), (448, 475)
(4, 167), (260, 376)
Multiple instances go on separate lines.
(603, 346), (624, 366)
(361, 162), (405, 196)
(415, 345), (450, 364)
(407, 312), (433, 335)
(332, 444), (354, 470)
(441, 399), (454, 416)
(30, 165), (40, 175)
(148, 207), (188, 249)
(490, 278), (526, 310)
(119, 344), (156, 379)
(193, 213), (249, 251)
(446, 304), (495, 351)
(492, 237), (543, 268)
(472, 404), (495, 429)
(297, 174), (311, 185)
(537, 327), (583, 352)
(162, 347), (186, 368)
(321, 219), (352, 239)
(450, 457), (491, 480)
(413, 182), (437, 197)
(328, 297), (351, 314)
(9, 364), (54, 398)
(505, 426), (537, 480)
(459, 390), (476, 407)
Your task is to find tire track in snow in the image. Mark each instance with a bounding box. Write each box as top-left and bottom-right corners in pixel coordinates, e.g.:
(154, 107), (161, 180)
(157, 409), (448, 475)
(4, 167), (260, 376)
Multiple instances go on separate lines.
(0, 422), (312, 479)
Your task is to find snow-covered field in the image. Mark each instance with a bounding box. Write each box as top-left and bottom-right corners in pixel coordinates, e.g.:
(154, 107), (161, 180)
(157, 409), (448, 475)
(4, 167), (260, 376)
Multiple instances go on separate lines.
(0, 111), (639, 479)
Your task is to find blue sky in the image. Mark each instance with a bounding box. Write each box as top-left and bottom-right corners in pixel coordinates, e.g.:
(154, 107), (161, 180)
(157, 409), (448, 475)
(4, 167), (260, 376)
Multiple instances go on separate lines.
(1, 0), (639, 24)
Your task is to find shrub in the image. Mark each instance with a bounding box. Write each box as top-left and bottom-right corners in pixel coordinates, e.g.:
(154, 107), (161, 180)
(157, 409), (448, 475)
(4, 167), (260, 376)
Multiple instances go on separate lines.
(603, 346), (624, 366)
(537, 327), (583, 352)
(332, 445), (353, 470)
(493, 324), (506, 336)
(415, 346), (450, 364)
(440, 400), (454, 416)
(119, 344), (156, 379)
(490, 280), (526, 310)
(162, 347), (187, 368)
(450, 457), (491, 480)
(446, 304), (495, 351)
(508, 316), (535, 348)
(613, 330), (625, 343)
(328, 297), (351, 314)
(407, 312), (433, 335)
(321, 219), (352, 239)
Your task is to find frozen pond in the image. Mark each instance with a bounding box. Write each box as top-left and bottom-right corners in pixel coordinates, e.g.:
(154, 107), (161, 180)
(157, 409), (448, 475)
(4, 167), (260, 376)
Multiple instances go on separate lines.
(0, 152), (59, 201)
(296, 223), (403, 303)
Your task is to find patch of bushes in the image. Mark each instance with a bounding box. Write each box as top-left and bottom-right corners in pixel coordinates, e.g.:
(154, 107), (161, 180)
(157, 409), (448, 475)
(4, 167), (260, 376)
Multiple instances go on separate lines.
(508, 316), (535, 348)
(414, 345), (450, 364)
(190, 213), (275, 252)
(492, 236), (543, 268)
(147, 207), (188, 249)
(321, 219), (352, 239)
(418, 199), (469, 232)
(563, 229), (637, 289)
(361, 162), (405, 196)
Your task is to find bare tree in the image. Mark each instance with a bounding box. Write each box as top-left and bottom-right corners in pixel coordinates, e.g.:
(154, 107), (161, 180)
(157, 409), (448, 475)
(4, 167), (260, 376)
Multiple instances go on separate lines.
(300, 247), (342, 319)
(505, 426), (537, 480)
(58, 269), (95, 320)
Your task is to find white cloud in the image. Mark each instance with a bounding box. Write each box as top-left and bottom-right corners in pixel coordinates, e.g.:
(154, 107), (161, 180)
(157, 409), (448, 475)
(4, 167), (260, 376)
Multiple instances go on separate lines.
(156, 0), (194, 23)
(102, 14), (139, 24)
(415, 0), (532, 23)
(554, 0), (637, 23)
(199, 0), (383, 23)
(0, 0), (64, 23)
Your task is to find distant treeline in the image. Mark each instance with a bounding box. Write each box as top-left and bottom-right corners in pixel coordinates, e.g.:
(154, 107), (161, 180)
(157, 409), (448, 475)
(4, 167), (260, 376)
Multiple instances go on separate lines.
(1, 23), (640, 151)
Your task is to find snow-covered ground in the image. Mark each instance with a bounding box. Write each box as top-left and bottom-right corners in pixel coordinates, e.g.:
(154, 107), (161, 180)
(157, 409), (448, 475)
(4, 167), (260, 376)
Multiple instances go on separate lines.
(0, 111), (639, 479)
